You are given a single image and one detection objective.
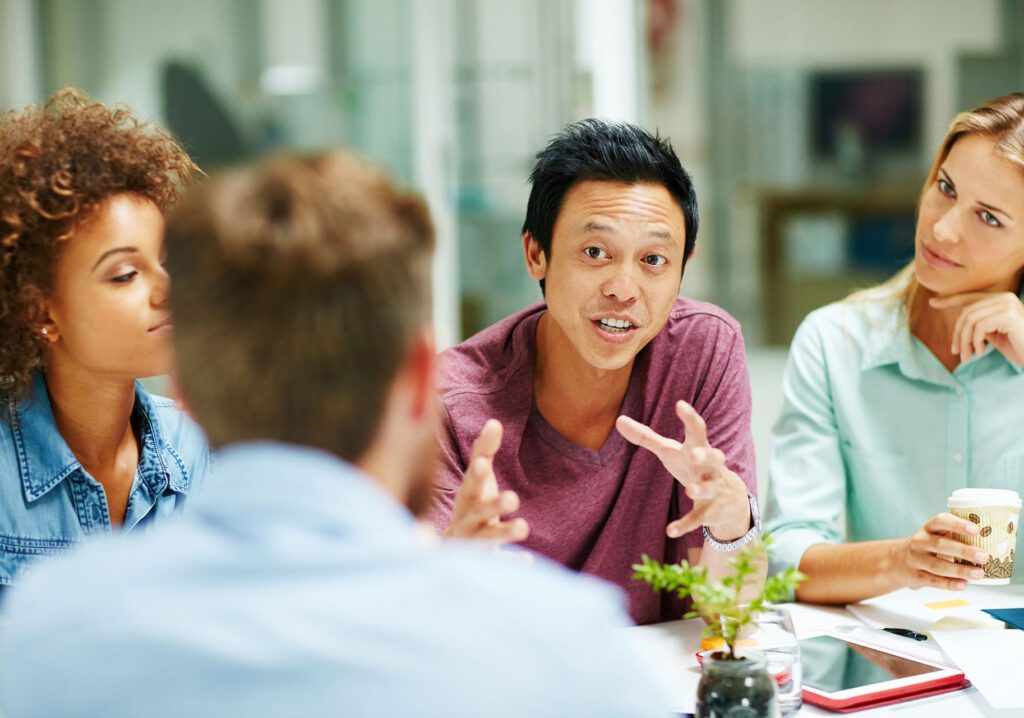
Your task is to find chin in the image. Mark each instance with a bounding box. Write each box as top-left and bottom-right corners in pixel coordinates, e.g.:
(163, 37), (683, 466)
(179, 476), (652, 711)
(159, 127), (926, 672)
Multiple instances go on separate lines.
(582, 345), (640, 372)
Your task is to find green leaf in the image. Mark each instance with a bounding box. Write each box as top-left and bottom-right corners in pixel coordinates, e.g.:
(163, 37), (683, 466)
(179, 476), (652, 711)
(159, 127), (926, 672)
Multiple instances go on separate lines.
(631, 532), (805, 655)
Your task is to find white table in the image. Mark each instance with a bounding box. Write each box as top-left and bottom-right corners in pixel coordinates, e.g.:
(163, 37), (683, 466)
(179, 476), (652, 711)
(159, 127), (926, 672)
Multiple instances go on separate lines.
(622, 601), (1021, 717)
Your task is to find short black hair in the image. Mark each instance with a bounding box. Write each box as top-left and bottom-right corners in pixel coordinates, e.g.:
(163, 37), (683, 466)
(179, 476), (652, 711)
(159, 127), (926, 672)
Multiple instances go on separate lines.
(522, 118), (698, 293)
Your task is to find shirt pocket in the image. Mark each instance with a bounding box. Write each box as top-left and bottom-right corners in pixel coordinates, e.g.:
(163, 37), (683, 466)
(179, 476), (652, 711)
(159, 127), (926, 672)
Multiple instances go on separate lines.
(0, 535), (76, 587)
(1003, 454), (1024, 494)
(841, 442), (914, 541)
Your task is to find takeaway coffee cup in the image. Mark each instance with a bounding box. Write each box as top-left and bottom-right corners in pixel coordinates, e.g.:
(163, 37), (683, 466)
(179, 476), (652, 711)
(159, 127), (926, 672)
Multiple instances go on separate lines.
(947, 488), (1021, 585)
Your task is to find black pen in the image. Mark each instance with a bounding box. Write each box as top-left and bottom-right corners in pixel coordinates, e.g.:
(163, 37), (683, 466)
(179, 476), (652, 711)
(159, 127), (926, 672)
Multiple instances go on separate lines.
(882, 627), (929, 641)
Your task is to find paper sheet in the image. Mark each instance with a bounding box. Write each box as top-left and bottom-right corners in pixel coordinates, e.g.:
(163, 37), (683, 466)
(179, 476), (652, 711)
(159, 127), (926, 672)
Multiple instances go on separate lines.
(847, 586), (1024, 633)
(932, 629), (1024, 710)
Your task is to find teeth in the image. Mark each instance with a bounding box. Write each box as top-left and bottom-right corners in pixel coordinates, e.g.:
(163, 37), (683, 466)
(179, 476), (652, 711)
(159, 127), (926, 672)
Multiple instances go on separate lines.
(599, 317), (633, 332)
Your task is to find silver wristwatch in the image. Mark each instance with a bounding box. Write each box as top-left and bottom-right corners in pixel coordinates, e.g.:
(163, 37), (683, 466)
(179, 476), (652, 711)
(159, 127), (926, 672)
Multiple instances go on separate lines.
(702, 493), (761, 552)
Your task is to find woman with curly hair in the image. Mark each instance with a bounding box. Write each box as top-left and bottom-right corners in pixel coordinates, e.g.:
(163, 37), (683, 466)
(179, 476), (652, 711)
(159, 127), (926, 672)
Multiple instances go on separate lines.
(0, 89), (211, 592)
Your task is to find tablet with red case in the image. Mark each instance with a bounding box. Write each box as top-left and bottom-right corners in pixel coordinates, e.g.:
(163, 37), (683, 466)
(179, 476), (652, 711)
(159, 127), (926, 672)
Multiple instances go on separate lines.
(799, 632), (966, 711)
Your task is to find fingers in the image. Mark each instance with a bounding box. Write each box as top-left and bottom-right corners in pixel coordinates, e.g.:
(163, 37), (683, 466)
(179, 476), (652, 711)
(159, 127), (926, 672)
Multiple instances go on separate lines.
(461, 420), (504, 501)
(446, 418), (526, 544)
(923, 512), (980, 538)
(941, 293), (1019, 359)
(666, 503), (708, 539)
(615, 415), (682, 458)
(955, 303), (1002, 361)
(897, 513), (990, 590)
(675, 400), (708, 446)
(447, 488), (528, 542)
(458, 489), (520, 528)
(687, 447), (726, 491)
(929, 292), (989, 310)
(460, 455), (497, 504)
(471, 419), (503, 462)
(471, 517), (530, 543)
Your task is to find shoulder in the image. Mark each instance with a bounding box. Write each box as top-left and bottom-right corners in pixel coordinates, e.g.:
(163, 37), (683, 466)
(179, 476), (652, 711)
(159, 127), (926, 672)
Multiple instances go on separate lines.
(431, 543), (633, 637)
(645, 297), (747, 372)
(793, 296), (901, 353)
(437, 304), (542, 401)
(658, 296), (744, 348)
(142, 390), (212, 492)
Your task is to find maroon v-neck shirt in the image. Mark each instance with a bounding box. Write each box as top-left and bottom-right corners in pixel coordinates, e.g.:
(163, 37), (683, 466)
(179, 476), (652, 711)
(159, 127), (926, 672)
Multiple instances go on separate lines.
(432, 297), (756, 625)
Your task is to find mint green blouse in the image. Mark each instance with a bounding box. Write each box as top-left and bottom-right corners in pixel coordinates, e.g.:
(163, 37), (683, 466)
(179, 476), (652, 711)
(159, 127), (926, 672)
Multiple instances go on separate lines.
(765, 295), (1024, 584)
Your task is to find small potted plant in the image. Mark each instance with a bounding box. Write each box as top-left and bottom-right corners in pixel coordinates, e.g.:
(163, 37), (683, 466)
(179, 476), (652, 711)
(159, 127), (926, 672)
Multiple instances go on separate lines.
(633, 537), (805, 718)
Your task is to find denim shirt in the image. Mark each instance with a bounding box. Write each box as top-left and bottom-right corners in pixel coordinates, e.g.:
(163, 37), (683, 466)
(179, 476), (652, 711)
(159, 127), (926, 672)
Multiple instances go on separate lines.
(0, 373), (211, 594)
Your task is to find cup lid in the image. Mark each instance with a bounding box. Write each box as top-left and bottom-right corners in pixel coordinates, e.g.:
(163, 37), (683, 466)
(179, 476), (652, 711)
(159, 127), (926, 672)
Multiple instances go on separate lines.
(948, 488), (1022, 509)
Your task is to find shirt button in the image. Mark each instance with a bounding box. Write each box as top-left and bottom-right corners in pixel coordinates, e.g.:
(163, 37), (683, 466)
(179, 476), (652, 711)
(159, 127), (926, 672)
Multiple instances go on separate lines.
(953, 453), (964, 463)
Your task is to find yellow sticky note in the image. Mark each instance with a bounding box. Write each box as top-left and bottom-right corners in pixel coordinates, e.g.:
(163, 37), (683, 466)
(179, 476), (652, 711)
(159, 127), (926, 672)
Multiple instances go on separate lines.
(924, 599), (971, 610)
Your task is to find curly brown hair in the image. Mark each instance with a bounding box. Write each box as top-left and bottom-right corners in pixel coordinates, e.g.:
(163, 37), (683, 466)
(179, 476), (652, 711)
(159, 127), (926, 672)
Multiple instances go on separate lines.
(0, 88), (198, 404)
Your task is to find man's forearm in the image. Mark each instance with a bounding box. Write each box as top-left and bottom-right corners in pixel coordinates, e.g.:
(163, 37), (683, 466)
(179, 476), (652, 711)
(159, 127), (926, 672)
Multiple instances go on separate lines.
(795, 541), (903, 604)
(696, 541), (768, 605)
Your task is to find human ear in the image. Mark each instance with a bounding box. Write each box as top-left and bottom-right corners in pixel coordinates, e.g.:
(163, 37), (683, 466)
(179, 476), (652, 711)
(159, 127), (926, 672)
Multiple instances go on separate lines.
(522, 232), (547, 281)
(406, 326), (436, 421)
(22, 285), (59, 343)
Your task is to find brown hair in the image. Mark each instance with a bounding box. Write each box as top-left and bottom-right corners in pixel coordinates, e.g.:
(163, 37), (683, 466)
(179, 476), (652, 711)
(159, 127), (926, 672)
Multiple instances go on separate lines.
(164, 150), (435, 462)
(0, 88), (197, 401)
(851, 92), (1024, 314)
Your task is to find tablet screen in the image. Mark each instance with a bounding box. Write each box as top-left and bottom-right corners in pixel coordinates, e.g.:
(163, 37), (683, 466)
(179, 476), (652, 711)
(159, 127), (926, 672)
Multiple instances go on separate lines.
(799, 635), (940, 693)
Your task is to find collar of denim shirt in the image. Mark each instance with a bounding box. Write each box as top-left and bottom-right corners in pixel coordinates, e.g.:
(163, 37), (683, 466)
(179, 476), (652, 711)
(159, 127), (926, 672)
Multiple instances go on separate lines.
(860, 297), (1024, 381)
(10, 373), (189, 503)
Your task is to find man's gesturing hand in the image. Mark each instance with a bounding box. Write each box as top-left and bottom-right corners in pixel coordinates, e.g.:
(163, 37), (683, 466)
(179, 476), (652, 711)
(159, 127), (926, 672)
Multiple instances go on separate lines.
(616, 400), (751, 542)
(443, 419), (530, 543)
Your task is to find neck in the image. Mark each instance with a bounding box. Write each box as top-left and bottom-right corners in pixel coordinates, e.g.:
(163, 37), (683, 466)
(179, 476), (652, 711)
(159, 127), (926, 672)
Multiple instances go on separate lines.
(533, 313), (633, 450)
(44, 357), (138, 467)
(909, 287), (962, 372)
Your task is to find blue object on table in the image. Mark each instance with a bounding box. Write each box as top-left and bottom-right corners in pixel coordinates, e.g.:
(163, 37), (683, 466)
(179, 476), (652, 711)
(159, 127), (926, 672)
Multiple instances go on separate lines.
(982, 608), (1024, 630)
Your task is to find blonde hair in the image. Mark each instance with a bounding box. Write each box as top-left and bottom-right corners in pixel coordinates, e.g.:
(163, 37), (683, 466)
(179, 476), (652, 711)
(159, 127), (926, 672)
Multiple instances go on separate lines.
(848, 92), (1024, 318)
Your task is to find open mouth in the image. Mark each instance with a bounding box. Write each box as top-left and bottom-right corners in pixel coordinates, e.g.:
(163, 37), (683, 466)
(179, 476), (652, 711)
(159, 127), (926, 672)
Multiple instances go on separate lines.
(594, 317), (636, 334)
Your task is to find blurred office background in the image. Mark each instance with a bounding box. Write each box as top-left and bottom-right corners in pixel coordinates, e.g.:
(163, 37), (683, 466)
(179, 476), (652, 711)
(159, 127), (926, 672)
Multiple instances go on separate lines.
(2, 0), (1022, 484)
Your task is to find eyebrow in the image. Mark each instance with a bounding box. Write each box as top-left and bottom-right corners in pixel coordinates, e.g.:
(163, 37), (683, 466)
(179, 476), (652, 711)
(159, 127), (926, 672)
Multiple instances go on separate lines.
(580, 222), (678, 246)
(91, 246), (139, 272)
(939, 167), (1014, 221)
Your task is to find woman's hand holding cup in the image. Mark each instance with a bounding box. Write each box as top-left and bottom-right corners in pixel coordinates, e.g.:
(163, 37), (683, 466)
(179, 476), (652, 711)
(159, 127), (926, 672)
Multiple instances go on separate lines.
(889, 513), (989, 590)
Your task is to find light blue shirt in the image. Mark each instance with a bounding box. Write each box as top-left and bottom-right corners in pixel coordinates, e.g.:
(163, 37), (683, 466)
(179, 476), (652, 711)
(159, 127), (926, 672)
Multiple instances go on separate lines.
(0, 373), (211, 597)
(0, 442), (669, 718)
(765, 296), (1024, 582)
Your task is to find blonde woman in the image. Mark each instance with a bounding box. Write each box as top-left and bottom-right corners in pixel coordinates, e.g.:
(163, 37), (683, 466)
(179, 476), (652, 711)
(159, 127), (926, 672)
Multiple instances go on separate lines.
(766, 93), (1024, 603)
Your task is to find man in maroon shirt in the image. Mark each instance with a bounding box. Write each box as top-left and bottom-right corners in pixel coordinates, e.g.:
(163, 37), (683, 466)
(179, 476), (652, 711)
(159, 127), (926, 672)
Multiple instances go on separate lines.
(432, 119), (762, 624)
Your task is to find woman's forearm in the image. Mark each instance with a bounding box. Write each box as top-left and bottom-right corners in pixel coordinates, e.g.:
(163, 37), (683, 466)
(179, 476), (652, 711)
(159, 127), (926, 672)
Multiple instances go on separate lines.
(795, 540), (904, 604)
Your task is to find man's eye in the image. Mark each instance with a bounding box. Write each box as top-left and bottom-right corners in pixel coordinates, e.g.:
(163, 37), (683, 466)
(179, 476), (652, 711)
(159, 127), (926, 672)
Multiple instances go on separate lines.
(112, 270), (138, 284)
(937, 178), (956, 197)
(980, 210), (1002, 228)
(644, 255), (667, 267)
(585, 247), (609, 260)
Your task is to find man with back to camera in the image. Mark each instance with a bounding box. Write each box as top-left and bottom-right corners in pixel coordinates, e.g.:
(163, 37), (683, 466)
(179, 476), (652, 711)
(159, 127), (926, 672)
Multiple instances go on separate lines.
(433, 119), (763, 625)
(0, 150), (671, 718)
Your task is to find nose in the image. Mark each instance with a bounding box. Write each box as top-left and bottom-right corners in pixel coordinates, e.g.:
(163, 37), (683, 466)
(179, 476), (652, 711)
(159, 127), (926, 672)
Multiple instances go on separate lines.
(602, 259), (639, 303)
(152, 263), (170, 308)
(932, 204), (964, 246)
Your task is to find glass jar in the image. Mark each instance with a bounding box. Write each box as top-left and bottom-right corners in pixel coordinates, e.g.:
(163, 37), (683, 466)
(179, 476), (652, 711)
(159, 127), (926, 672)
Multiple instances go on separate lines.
(751, 605), (802, 717)
(696, 651), (779, 718)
